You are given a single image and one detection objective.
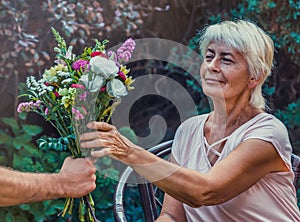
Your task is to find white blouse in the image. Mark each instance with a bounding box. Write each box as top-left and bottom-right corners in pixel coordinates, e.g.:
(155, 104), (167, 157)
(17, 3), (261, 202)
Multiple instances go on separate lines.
(172, 112), (300, 221)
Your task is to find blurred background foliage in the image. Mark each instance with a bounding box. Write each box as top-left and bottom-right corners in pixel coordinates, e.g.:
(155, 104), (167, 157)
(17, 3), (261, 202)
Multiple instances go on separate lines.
(0, 0), (299, 221)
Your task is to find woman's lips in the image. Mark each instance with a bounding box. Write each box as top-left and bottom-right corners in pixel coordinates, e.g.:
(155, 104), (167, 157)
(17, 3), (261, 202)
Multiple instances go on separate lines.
(204, 78), (225, 84)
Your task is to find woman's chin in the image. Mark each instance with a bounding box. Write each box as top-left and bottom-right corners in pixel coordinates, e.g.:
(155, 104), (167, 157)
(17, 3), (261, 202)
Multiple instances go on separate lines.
(203, 88), (225, 99)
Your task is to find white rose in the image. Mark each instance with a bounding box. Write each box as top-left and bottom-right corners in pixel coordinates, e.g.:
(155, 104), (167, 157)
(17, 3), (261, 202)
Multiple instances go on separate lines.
(107, 79), (128, 98)
(90, 56), (118, 80)
(80, 74), (104, 92)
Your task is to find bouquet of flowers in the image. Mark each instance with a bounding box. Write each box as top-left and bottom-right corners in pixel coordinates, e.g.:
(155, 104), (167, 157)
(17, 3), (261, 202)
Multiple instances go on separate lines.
(17, 28), (135, 221)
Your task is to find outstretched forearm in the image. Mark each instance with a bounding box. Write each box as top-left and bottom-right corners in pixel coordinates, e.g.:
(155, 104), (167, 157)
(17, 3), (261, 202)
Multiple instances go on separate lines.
(0, 167), (64, 206)
(81, 122), (286, 208)
(0, 157), (96, 206)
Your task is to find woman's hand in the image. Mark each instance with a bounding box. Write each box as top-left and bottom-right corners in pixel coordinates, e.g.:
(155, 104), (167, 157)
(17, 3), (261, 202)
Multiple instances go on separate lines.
(80, 121), (139, 162)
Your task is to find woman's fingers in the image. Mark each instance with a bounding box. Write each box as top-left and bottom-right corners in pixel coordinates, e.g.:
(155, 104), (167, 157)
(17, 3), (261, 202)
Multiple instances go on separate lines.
(81, 137), (115, 149)
(79, 121), (133, 161)
(80, 130), (101, 141)
(80, 121), (116, 143)
(90, 148), (112, 158)
(86, 121), (114, 132)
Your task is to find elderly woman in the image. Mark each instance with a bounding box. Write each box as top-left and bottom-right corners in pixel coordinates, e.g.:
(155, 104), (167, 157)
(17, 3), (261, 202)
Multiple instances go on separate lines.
(80, 20), (300, 221)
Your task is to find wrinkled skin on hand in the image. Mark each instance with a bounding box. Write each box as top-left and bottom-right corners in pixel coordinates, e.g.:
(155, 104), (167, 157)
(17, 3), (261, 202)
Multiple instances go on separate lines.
(80, 121), (139, 163)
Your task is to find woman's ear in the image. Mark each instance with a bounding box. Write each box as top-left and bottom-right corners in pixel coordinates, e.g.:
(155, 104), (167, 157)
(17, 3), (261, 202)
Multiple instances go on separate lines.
(248, 77), (260, 89)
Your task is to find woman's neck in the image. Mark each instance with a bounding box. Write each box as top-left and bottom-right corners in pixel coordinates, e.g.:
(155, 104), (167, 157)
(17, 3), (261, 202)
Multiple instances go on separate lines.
(210, 96), (263, 126)
(205, 99), (263, 142)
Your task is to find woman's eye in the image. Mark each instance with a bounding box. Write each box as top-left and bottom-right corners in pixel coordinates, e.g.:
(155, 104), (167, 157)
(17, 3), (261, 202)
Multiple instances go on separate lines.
(222, 58), (233, 64)
(205, 55), (214, 61)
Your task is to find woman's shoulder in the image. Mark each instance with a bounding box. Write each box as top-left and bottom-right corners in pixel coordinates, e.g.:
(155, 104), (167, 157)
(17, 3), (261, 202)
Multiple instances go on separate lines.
(243, 112), (291, 147)
(251, 112), (288, 132)
(181, 113), (209, 128)
(175, 114), (209, 136)
(246, 112), (293, 161)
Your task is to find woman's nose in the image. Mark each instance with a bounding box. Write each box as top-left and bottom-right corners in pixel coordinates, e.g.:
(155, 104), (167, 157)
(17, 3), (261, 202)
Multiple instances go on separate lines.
(207, 58), (220, 73)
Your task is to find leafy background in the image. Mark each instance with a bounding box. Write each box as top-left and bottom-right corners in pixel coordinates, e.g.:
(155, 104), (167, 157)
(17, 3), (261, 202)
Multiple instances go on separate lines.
(0, 0), (299, 221)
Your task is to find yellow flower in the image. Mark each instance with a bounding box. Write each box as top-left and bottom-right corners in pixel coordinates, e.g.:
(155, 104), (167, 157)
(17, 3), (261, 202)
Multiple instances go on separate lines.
(61, 96), (72, 108)
(56, 64), (67, 71)
(61, 95), (74, 108)
(120, 65), (130, 75)
(125, 76), (135, 90)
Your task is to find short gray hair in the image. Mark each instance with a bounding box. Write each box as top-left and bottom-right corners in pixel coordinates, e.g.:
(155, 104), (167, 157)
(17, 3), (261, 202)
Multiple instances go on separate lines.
(199, 20), (274, 110)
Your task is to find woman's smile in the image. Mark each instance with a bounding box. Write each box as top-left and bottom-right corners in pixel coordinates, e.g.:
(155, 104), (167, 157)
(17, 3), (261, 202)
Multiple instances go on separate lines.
(204, 77), (225, 85)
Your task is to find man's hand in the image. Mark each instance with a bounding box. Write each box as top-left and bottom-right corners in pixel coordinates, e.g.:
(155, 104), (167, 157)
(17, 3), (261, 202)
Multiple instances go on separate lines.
(0, 157), (97, 206)
(58, 157), (97, 198)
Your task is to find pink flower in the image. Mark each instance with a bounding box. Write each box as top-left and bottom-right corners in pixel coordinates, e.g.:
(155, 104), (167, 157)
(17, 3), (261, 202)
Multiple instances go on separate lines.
(54, 91), (60, 97)
(72, 107), (84, 120)
(45, 108), (49, 115)
(91, 51), (107, 58)
(71, 84), (85, 89)
(72, 59), (89, 71)
(17, 100), (42, 113)
(81, 106), (88, 115)
(100, 86), (106, 92)
(79, 91), (87, 101)
(118, 71), (126, 81)
(17, 103), (25, 113)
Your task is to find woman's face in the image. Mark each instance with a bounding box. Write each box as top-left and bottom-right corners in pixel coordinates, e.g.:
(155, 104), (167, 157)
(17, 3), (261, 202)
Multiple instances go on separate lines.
(200, 42), (253, 102)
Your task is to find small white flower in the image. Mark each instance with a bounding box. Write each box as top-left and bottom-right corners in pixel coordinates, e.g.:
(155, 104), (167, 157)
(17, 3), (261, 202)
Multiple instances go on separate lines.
(90, 56), (118, 80)
(107, 79), (128, 98)
(40, 90), (47, 96)
(61, 78), (73, 85)
(66, 46), (76, 60)
(57, 71), (71, 77)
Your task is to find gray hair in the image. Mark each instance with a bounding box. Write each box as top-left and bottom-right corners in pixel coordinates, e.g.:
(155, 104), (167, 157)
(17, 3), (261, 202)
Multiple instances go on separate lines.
(199, 20), (274, 110)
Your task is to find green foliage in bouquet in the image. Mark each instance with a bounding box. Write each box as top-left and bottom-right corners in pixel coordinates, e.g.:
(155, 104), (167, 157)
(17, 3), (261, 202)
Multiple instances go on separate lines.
(17, 28), (136, 221)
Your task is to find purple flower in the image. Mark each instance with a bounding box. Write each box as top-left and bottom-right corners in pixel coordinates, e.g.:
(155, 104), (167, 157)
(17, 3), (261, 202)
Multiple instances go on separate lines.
(116, 38), (136, 62)
(107, 51), (118, 63)
(72, 59), (89, 71)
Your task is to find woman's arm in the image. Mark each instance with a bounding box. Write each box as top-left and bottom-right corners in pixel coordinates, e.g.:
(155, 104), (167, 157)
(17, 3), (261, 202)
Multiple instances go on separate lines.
(80, 122), (288, 208)
(0, 157), (96, 206)
(155, 155), (187, 222)
(155, 193), (187, 222)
